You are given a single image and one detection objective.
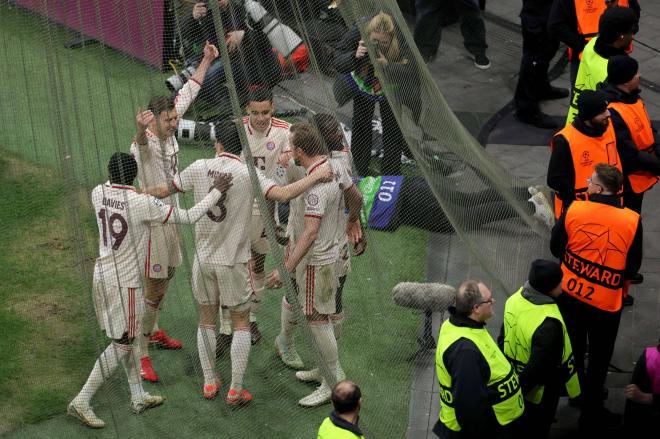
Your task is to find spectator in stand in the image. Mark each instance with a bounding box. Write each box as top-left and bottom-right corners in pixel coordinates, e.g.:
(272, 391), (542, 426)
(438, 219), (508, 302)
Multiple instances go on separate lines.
(413, 0), (490, 69)
(177, 1), (279, 108)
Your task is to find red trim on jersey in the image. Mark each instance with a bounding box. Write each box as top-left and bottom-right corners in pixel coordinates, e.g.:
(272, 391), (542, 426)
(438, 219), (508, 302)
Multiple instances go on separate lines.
(306, 265), (315, 315)
(218, 152), (242, 161)
(128, 288), (136, 338)
(163, 206), (174, 224)
(189, 77), (202, 86)
(171, 179), (183, 193)
(145, 238), (152, 277)
(304, 214), (323, 219)
(264, 184), (277, 198)
(307, 158), (328, 175)
(271, 118), (290, 128)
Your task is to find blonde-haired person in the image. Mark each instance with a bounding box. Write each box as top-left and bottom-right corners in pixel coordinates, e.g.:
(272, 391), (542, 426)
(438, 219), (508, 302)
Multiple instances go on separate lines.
(333, 10), (419, 177)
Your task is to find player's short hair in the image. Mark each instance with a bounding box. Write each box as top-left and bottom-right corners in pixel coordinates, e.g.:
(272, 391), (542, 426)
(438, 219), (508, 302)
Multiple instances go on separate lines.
(246, 87), (273, 105)
(108, 152), (138, 185)
(594, 163), (623, 193)
(598, 7), (637, 44)
(312, 113), (343, 152)
(215, 120), (243, 156)
(331, 380), (362, 414)
(147, 95), (175, 116)
(455, 280), (483, 315)
(290, 123), (327, 157)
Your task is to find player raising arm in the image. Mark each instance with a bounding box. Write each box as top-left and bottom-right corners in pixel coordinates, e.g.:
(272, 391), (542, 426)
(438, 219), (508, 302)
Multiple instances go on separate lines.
(143, 120), (331, 404)
(67, 152), (231, 428)
(129, 40), (219, 383)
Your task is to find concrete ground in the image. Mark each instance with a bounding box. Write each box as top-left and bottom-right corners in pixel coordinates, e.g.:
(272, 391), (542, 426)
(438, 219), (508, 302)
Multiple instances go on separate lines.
(404, 1), (660, 438)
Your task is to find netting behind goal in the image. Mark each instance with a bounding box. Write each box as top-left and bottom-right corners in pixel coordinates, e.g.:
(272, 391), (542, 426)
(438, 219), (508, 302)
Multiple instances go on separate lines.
(0, 0), (549, 437)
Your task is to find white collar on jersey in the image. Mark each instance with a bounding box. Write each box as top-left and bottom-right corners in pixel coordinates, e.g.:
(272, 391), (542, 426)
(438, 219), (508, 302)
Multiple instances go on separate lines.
(306, 156), (329, 175)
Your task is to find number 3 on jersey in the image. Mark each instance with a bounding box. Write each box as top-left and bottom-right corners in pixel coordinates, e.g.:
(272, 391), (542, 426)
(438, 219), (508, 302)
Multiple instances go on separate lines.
(207, 186), (227, 222)
(98, 208), (128, 250)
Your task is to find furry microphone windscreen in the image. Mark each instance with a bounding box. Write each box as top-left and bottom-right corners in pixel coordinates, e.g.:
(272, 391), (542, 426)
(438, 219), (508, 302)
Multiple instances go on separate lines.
(392, 282), (456, 312)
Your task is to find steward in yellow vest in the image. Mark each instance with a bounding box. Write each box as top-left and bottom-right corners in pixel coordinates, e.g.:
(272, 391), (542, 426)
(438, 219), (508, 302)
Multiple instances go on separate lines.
(565, 7), (638, 125)
(499, 260), (580, 438)
(434, 281), (523, 439)
(551, 164), (642, 430)
(548, 90), (621, 219)
(317, 381), (365, 439)
(599, 56), (660, 214)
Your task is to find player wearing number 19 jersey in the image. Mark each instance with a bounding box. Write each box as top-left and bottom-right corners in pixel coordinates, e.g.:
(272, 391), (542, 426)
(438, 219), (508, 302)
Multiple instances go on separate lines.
(161, 120), (330, 404)
(68, 152), (227, 429)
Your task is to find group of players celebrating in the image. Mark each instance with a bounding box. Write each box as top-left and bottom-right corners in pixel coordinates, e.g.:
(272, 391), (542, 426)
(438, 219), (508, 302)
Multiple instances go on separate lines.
(67, 41), (365, 429)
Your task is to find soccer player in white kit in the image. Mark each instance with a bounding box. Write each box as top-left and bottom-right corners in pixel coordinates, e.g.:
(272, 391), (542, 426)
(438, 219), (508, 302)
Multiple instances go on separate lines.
(130, 41), (219, 382)
(267, 123), (355, 407)
(238, 87), (291, 344)
(146, 121), (332, 404)
(292, 114), (364, 385)
(67, 153), (231, 428)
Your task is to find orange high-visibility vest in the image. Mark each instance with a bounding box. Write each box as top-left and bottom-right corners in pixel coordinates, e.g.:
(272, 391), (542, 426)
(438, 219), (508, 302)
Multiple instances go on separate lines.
(569, 0), (631, 60)
(551, 123), (620, 218)
(609, 99), (658, 193)
(561, 200), (638, 312)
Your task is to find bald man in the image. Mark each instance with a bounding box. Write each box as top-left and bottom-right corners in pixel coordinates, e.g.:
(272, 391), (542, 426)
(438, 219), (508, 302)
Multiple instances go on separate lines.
(317, 380), (365, 438)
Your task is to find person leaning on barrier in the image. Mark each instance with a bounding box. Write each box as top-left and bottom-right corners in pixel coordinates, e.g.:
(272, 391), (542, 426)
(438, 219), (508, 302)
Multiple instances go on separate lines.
(317, 380), (365, 439)
(433, 281), (524, 439)
(547, 89), (621, 220)
(550, 163), (642, 431)
(498, 260), (580, 438)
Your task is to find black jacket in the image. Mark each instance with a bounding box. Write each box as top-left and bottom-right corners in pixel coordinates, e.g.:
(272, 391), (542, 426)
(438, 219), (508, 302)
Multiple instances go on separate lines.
(520, 0), (555, 32)
(547, 118), (608, 202)
(498, 282), (564, 400)
(548, 0), (641, 53)
(433, 309), (503, 439)
(598, 81), (660, 175)
(550, 193), (643, 280)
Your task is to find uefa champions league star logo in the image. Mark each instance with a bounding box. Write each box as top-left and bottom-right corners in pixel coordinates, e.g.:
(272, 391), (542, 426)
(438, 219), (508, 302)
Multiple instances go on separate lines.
(153, 264), (162, 273)
(266, 141), (275, 151)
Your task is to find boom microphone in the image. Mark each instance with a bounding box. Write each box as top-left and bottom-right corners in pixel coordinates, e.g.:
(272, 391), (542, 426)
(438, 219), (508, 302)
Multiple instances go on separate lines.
(392, 282), (455, 313)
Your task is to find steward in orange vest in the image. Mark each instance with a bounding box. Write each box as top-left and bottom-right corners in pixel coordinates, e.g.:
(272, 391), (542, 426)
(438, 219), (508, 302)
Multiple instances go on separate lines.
(548, 90), (621, 219)
(548, 0), (640, 90)
(550, 163), (642, 429)
(599, 55), (660, 214)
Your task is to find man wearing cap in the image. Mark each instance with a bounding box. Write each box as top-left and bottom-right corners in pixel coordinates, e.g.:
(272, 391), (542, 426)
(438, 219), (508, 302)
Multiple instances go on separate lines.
(599, 55), (658, 289)
(551, 163), (642, 430)
(548, 89), (621, 220)
(499, 260), (580, 438)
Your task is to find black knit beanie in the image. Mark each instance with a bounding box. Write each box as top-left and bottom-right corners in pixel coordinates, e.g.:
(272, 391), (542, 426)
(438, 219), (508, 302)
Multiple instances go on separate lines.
(577, 90), (609, 122)
(528, 259), (563, 294)
(607, 55), (639, 85)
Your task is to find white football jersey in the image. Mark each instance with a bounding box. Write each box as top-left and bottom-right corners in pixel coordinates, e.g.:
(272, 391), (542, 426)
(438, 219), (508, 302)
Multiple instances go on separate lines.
(241, 116), (290, 215)
(283, 159), (307, 248)
(329, 149), (355, 250)
(174, 153), (277, 266)
(302, 157), (343, 266)
(91, 181), (221, 288)
(130, 80), (201, 208)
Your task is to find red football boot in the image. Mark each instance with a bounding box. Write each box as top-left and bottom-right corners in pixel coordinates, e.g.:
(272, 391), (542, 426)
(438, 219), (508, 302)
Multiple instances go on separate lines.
(149, 329), (183, 349)
(140, 356), (159, 382)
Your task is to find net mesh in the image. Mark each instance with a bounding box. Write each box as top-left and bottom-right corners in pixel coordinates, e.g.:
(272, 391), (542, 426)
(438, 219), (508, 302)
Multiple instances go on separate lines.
(0, 0), (552, 437)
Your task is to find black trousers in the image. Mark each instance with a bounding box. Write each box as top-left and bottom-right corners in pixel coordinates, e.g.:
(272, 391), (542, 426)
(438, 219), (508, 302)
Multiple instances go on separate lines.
(351, 94), (409, 176)
(518, 387), (561, 439)
(556, 293), (622, 412)
(623, 180), (645, 214)
(514, 24), (560, 115)
(413, 0), (487, 59)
